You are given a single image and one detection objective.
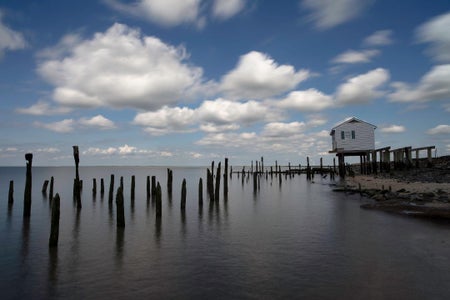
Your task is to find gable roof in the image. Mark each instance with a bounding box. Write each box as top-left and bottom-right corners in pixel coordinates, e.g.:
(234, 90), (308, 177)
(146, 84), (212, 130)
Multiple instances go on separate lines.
(330, 117), (376, 135)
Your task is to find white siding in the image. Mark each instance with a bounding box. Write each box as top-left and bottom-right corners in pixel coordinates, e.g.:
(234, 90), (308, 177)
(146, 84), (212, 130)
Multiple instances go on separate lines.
(332, 120), (375, 151)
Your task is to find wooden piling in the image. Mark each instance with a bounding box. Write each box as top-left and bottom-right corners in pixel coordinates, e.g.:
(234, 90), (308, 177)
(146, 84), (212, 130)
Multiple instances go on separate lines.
(253, 172), (257, 192)
(109, 174), (115, 203)
(224, 158), (228, 197)
(49, 176), (54, 202)
(151, 176), (157, 197)
(72, 146), (81, 209)
(306, 156), (311, 180)
(215, 162), (221, 201)
(8, 180), (14, 205)
(181, 179), (186, 210)
(198, 178), (203, 206)
(120, 176), (124, 190)
(42, 180), (49, 194)
(167, 169), (173, 195)
(23, 153), (33, 217)
(207, 168), (214, 201)
(100, 178), (104, 195)
(278, 166), (282, 185)
(49, 193), (60, 248)
(156, 182), (162, 218)
(146, 176), (150, 199)
(131, 175), (135, 201)
(92, 178), (97, 195)
(116, 186), (125, 228)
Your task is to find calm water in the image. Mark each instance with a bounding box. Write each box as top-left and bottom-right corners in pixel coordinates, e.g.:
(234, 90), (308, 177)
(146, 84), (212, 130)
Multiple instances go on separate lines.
(1, 166), (449, 299)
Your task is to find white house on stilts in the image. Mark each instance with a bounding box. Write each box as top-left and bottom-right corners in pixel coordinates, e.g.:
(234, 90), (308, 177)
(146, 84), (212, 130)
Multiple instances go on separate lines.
(329, 117), (377, 177)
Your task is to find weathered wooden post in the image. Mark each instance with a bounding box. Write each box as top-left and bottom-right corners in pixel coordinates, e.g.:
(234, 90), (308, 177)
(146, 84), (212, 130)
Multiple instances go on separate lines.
(49, 193), (60, 247)
(100, 178), (105, 196)
(116, 187), (125, 228)
(253, 172), (257, 192)
(275, 160), (278, 176)
(72, 146), (81, 209)
(49, 176), (54, 202)
(306, 156), (311, 180)
(181, 179), (186, 211)
(23, 153), (33, 217)
(224, 158), (229, 196)
(167, 169), (173, 195)
(146, 176), (150, 199)
(108, 174), (115, 203)
(8, 180), (14, 205)
(198, 178), (203, 206)
(92, 178), (97, 196)
(120, 176), (124, 190)
(42, 180), (49, 194)
(215, 162), (221, 201)
(207, 168), (214, 201)
(320, 158), (323, 175)
(150, 176), (156, 198)
(278, 166), (282, 185)
(156, 182), (162, 218)
(131, 175), (135, 201)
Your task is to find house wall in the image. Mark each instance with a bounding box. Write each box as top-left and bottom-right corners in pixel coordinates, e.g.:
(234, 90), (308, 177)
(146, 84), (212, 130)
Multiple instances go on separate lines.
(333, 122), (375, 151)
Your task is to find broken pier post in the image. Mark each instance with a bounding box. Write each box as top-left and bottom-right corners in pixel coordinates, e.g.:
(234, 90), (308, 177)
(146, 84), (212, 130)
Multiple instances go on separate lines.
(49, 193), (61, 247)
(23, 153), (33, 217)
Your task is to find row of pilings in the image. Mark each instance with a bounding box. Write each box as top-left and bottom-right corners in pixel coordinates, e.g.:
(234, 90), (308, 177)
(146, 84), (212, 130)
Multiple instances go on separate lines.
(6, 148), (337, 249)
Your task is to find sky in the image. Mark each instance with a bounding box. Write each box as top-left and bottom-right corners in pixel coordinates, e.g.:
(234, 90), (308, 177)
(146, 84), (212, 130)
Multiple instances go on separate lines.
(0, 0), (449, 166)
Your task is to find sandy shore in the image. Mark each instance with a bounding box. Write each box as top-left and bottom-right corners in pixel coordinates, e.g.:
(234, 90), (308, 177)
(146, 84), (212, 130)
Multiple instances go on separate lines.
(345, 175), (450, 194)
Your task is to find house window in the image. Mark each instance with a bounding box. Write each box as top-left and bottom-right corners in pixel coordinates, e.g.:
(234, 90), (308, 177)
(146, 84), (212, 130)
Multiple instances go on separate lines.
(341, 131), (345, 140)
(351, 130), (355, 139)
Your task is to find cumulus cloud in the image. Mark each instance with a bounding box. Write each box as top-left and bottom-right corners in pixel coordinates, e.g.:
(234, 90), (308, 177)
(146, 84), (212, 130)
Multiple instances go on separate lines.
(278, 89), (334, 112)
(332, 49), (379, 64)
(220, 51), (310, 99)
(262, 122), (306, 137)
(105, 0), (203, 27)
(197, 98), (279, 125)
(416, 11), (450, 62)
(79, 115), (116, 130)
(37, 23), (205, 110)
(389, 64), (450, 102)
(16, 101), (72, 115)
(364, 30), (394, 46)
(34, 119), (76, 133)
(34, 115), (116, 133)
(427, 125), (450, 135)
(335, 68), (390, 105)
(212, 0), (246, 20)
(133, 106), (197, 135)
(380, 125), (406, 133)
(0, 10), (26, 59)
(301, 0), (373, 29)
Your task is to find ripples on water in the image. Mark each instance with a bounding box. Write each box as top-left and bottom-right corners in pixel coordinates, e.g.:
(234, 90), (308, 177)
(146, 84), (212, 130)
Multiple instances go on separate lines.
(1, 166), (449, 299)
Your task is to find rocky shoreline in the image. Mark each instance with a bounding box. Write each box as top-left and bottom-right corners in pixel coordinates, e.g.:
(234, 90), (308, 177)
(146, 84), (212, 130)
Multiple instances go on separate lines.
(332, 155), (450, 220)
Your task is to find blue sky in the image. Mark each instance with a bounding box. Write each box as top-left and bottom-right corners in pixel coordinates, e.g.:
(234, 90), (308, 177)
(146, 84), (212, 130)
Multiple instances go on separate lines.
(0, 0), (449, 166)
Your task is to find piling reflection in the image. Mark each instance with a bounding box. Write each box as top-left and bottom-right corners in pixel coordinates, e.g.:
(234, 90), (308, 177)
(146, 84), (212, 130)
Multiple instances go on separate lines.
(21, 217), (30, 262)
(155, 216), (162, 246)
(48, 247), (58, 285)
(115, 227), (124, 267)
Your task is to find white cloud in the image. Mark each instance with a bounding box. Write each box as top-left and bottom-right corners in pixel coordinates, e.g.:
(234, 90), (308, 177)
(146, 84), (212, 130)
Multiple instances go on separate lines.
(364, 30), (394, 46)
(417, 11), (450, 62)
(301, 0), (373, 29)
(220, 51), (310, 99)
(0, 10), (26, 58)
(38, 23), (205, 110)
(380, 125), (406, 133)
(16, 101), (72, 115)
(427, 125), (450, 135)
(199, 123), (240, 133)
(278, 89), (334, 112)
(306, 115), (327, 127)
(262, 122), (306, 137)
(389, 64), (450, 102)
(197, 98), (278, 124)
(332, 49), (379, 64)
(335, 68), (390, 105)
(133, 106), (197, 134)
(105, 0), (202, 27)
(34, 119), (75, 133)
(212, 0), (246, 20)
(79, 115), (116, 130)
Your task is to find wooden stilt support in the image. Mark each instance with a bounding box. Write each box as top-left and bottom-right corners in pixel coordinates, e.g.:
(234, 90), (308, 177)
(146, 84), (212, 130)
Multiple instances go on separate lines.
(116, 187), (125, 228)
(198, 178), (203, 206)
(92, 178), (97, 195)
(109, 174), (115, 203)
(42, 180), (49, 194)
(156, 182), (162, 218)
(131, 175), (135, 201)
(167, 169), (173, 195)
(72, 146), (81, 209)
(100, 178), (104, 196)
(181, 179), (186, 210)
(215, 162), (221, 201)
(23, 153), (33, 217)
(49, 176), (54, 202)
(224, 158), (228, 197)
(49, 193), (60, 247)
(146, 176), (150, 199)
(8, 180), (14, 205)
